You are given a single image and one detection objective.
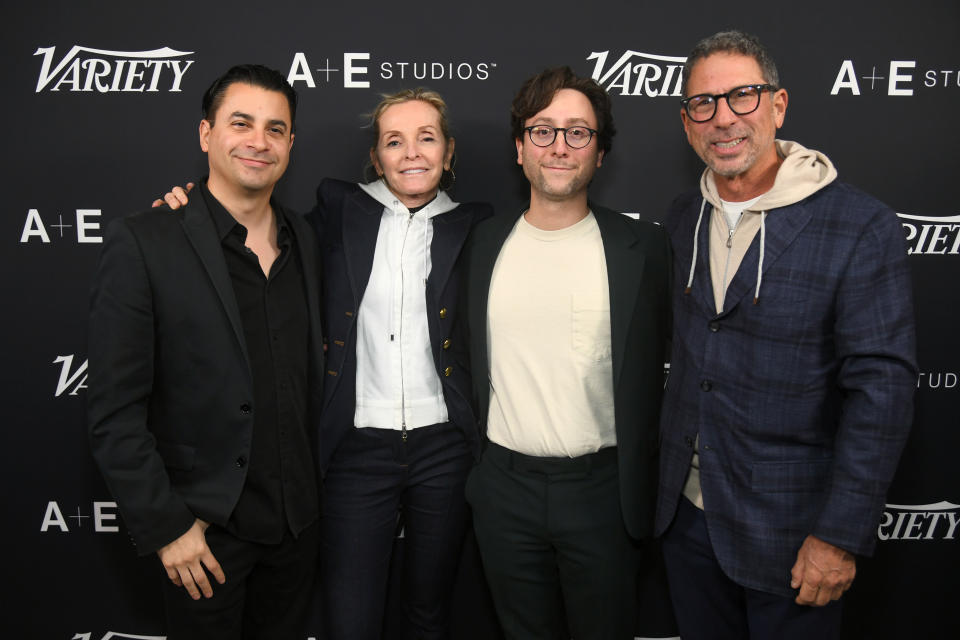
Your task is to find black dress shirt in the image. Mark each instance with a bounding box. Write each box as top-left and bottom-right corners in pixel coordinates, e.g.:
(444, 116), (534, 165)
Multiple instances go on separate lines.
(201, 180), (315, 544)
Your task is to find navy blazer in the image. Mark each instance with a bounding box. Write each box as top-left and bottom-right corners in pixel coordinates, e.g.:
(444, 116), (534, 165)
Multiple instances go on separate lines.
(656, 181), (917, 597)
(464, 206), (672, 540)
(87, 190), (324, 554)
(305, 178), (492, 472)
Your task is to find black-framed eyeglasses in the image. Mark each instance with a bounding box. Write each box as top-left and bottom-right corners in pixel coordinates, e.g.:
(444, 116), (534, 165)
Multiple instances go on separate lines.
(680, 84), (778, 122)
(524, 125), (597, 149)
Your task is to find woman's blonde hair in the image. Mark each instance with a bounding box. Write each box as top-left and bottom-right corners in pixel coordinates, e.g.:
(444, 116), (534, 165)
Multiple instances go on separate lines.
(363, 88), (456, 190)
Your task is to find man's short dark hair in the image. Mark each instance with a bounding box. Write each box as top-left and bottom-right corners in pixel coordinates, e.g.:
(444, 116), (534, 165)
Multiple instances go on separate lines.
(511, 66), (616, 156)
(682, 30), (780, 97)
(201, 64), (298, 132)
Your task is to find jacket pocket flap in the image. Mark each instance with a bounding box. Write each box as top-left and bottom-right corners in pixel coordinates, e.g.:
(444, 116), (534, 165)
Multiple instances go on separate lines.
(751, 458), (832, 492)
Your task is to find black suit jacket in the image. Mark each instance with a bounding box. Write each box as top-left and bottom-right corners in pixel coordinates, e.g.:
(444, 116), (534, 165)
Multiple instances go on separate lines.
(305, 179), (493, 472)
(464, 205), (671, 539)
(87, 189), (324, 554)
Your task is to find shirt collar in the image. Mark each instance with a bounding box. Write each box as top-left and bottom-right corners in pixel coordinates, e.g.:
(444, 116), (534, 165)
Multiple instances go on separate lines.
(198, 177), (290, 244)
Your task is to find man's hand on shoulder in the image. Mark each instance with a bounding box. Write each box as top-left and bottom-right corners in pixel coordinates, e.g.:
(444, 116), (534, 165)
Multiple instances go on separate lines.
(157, 518), (225, 600)
(790, 534), (856, 606)
(151, 183), (194, 209)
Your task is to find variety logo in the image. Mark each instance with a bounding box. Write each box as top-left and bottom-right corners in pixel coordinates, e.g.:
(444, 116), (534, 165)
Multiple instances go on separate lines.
(586, 50), (687, 97)
(917, 372), (958, 390)
(21, 209), (102, 244)
(830, 60), (960, 96)
(877, 501), (959, 541)
(73, 633), (165, 640)
(41, 501), (120, 533)
(54, 355), (88, 397)
(898, 213), (960, 255)
(287, 52), (496, 89)
(34, 45), (194, 93)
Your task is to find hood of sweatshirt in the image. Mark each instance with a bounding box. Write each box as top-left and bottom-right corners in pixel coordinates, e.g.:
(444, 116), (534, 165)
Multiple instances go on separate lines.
(683, 140), (838, 307)
(359, 178), (459, 218)
(699, 139), (837, 212)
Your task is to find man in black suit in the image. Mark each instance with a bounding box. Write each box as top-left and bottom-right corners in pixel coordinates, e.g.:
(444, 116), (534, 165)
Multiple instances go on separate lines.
(463, 67), (671, 639)
(87, 65), (324, 640)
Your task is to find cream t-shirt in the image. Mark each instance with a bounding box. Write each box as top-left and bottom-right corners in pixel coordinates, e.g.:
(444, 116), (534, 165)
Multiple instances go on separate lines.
(486, 212), (616, 458)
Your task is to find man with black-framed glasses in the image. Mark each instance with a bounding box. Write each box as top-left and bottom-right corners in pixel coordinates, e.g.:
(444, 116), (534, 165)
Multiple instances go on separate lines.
(656, 30), (917, 640)
(462, 66), (671, 639)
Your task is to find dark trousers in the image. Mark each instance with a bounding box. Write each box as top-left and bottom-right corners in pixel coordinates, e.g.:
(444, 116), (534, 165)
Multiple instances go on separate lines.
(661, 497), (841, 640)
(320, 422), (472, 640)
(466, 442), (640, 640)
(159, 521), (318, 640)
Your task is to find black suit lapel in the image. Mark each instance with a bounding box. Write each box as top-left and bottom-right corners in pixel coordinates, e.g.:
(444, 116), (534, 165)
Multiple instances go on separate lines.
(341, 189), (384, 307)
(179, 199), (251, 368)
(721, 202), (814, 313)
(594, 207), (644, 389)
(429, 208), (472, 298)
(469, 213), (519, 423)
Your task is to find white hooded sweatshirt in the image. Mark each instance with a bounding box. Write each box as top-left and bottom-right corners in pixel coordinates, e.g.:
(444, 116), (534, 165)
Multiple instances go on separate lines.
(353, 179), (459, 431)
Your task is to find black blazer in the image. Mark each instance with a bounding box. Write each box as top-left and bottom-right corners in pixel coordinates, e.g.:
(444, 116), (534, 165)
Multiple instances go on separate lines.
(463, 205), (672, 539)
(305, 179), (493, 472)
(87, 190), (324, 554)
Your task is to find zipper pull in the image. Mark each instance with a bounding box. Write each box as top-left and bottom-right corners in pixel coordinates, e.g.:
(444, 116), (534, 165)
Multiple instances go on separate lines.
(401, 422), (408, 442)
(727, 229), (734, 248)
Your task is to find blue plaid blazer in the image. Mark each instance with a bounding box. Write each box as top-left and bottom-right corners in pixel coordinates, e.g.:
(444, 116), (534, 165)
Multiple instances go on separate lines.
(655, 180), (917, 597)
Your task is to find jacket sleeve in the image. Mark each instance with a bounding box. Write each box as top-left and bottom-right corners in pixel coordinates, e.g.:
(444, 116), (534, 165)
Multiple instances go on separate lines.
(812, 204), (917, 556)
(87, 217), (195, 554)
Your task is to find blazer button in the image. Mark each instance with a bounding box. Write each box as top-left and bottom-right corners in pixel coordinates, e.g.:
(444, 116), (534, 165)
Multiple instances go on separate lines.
(684, 436), (694, 447)
(236, 456), (247, 468)
(709, 321), (720, 332)
(442, 338), (451, 350)
(700, 380), (712, 391)
(444, 366), (453, 377)
(240, 403), (251, 413)
(439, 307), (447, 319)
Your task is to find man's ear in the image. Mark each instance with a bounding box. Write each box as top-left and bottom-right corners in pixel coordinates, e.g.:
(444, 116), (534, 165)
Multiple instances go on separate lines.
(773, 88), (788, 129)
(199, 119), (212, 152)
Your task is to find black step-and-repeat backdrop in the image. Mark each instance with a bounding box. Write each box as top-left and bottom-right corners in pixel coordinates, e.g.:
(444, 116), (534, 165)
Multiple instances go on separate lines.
(4, 1), (958, 638)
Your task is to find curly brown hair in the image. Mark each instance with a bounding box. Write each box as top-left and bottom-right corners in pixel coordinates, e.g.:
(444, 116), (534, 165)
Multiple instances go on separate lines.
(510, 66), (615, 155)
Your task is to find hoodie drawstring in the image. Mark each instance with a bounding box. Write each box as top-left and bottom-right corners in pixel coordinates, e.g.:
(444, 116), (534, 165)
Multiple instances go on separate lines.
(685, 198), (707, 295)
(686, 197), (767, 305)
(754, 212), (766, 304)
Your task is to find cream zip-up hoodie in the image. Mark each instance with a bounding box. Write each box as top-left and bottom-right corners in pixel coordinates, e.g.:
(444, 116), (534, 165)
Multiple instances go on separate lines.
(684, 140), (838, 313)
(682, 140), (838, 508)
(354, 179), (458, 430)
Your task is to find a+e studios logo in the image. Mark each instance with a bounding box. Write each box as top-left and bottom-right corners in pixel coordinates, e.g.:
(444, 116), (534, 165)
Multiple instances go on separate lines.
(34, 45), (194, 93)
(21, 209), (102, 244)
(831, 59), (960, 96)
(287, 52), (496, 89)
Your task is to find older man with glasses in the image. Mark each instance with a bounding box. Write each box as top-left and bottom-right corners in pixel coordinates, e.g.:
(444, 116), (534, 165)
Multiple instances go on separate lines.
(655, 30), (917, 640)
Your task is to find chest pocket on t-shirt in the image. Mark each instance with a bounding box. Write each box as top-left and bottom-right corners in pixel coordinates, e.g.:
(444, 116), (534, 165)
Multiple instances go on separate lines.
(570, 293), (612, 362)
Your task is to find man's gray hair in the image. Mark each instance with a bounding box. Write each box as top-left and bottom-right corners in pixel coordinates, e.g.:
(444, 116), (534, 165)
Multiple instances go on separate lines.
(682, 30), (780, 96)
